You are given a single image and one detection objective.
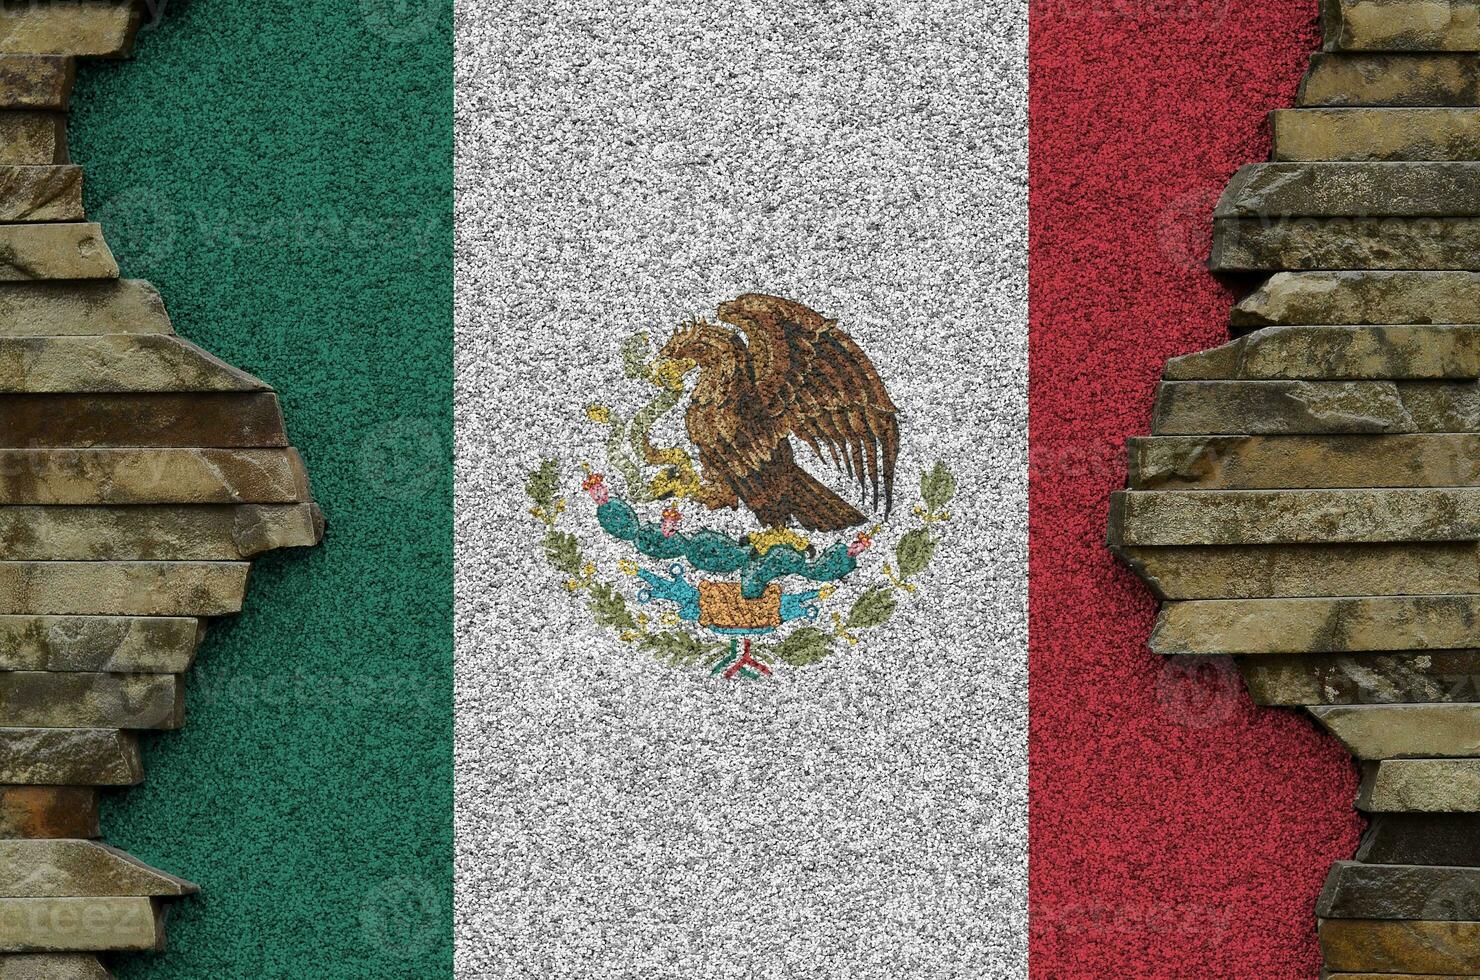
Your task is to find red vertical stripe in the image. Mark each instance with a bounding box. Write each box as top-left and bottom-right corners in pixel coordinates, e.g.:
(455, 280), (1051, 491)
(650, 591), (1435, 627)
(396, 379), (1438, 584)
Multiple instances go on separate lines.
(1029, 2), (1363, 975)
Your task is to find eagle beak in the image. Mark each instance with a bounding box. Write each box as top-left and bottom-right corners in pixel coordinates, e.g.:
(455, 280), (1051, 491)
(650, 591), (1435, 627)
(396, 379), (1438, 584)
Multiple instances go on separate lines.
(653, 357), (696, 391)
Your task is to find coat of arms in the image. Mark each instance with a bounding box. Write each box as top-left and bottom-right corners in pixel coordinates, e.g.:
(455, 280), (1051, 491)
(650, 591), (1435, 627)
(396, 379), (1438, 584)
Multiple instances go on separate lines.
(526, 294), (954, 678)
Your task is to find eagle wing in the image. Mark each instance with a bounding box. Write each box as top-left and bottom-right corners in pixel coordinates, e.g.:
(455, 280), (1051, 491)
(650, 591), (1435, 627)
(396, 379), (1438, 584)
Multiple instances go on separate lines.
(718, 294), (900, 514)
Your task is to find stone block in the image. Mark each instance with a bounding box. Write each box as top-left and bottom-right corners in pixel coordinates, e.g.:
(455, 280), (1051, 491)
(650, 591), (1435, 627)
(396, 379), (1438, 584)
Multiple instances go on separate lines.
(1119, 542), (1476, 600)
(1318, 861), (1480, 919)
(0, 674), (181, 731)
(1233, 272), (1480, 329)
(0, 336), (268, 393)
(0, 3), (143, 58)
(1323, 1), (1480, 52)
(0, 954), (109, 978)
(0, 616), (198, 673)
(1151, 595), (1480, 655)
(0, 449), (311, 504)
(0, 731), (141, 787)
(1357, 813), (1480, 865)
(1217, 163), (1480, 217)
(1241, 651), (1480, 705)
(0, 280), (170, 336)
(0, 168), (81, 222)
(0, 841), (195, 898)
(1165, 325), (1480, 380)
(0, 504), (323, 560)
(1110, 489), (1480, 545)
(0, 224), (111, 280)
(0, 562), (248, 617)
(1359, 759), (1480, 812)
(0, 789), (97, 840)
(1128, 434), (1480, 490)
(1152, 381), (1480, 435)
(0, 897), (160, 953)
(1312, 703), (1480, 758)
(0, 394), (286, 448)
(0, 58), (74, 111)
(1213, 217), (1480, 272)
(1300, 53), (1480, 106)
(1321, 917), (1480, 973)
(0, 113), (64, 166)
(1274, 107), (1480, 160)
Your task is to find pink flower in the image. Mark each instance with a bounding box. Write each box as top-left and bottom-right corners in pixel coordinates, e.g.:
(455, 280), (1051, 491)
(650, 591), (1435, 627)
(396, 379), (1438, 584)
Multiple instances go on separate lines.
(847, 530), (873, 558)
(582, 472), (610, 505)
(660, 505), (682, 538)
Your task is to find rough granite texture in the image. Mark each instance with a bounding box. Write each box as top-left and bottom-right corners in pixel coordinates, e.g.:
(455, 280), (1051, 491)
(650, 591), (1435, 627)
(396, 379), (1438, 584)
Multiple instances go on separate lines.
(454, 1), (1027, 977)
(64, 2), (453, 977)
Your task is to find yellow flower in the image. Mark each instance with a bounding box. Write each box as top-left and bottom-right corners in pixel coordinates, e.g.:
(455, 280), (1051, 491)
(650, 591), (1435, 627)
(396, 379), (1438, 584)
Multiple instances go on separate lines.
(585, 404), (612, 424)
(618, 559), (640, 576)
(818, 585), (836, 601)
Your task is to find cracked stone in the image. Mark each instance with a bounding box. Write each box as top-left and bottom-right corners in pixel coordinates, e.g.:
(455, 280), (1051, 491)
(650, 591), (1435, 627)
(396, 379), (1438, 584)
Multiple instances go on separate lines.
(1213, 216), (1480, 271)
(1318, 861), (1480, 920)
(0, 616), (199, 673)
(1128, 434), (1480, 489)
(0, 394), (286, 448)
(0, 562), (248, 617)
(1233, 272), (1480, 329)
(1151, 595), (1480, 655)
(1165, 325), (1480, 380)
(0, 449), (311, 505)
(0, 168), (81, 222)
(1111, 488), (1480, 545)
(1118, 542), (1476, 599)
(0, 280), (171, 336)
(0, 788), (97, 840)
(0, 336), (268, 393)
(0, 57), (73, 111)
(0, 674), (181, 731)
(1152, 381), (1480, 435)
(0, 113), (64, 166)
(0, 504), (323, 560)
(0, 730), (141, 787)
(0, 3), (143, 58)
(0, 224), (112, 280)
(1241, 651), (1480, 705)
(1300, 52), (1480, 106)
(1274, 107), (1480, 160)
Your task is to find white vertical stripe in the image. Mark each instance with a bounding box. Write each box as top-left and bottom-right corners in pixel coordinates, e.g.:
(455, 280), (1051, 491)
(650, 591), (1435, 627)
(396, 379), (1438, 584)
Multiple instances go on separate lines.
(455, 1), (1027, 975)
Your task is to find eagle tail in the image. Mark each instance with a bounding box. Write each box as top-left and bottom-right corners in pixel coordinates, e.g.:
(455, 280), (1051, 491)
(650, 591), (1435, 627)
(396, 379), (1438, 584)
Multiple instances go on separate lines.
(774, 464), (866, 532)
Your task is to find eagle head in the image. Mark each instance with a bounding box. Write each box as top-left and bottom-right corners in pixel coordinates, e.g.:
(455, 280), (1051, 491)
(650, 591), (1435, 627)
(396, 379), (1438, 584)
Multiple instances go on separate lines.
(658, 319), (734, 372)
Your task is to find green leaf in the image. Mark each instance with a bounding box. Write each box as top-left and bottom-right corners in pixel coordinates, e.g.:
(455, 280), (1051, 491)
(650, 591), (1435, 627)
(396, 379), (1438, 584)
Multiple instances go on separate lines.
(921, 461), (956, 513)
(639, 631), (726, 668)
(526, 459), (560, 511)
(895, 527), (937, 581)
(542, 530), (583, 575)
(846, 586), (897, 630)
(764, 627), (834, 667)
(620, 331), (651, 379)
(588, 581), (637, 631)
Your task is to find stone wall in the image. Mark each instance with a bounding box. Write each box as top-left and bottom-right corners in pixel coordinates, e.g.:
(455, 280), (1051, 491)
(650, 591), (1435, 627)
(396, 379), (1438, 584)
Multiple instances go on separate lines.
(1113, 1), (1480, 975)
(0, 4), (321, 977)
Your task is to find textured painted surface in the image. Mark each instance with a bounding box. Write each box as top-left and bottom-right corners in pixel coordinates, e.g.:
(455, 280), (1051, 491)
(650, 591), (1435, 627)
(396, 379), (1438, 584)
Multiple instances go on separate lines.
(1029, 1), (1365, 976)
(66, 2), (453, 977)
(455, 0), (1027, 976)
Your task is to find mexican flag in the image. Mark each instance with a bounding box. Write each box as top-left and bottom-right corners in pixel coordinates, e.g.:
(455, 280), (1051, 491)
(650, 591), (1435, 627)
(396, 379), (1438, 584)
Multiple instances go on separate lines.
(4, 1), (1478, 978)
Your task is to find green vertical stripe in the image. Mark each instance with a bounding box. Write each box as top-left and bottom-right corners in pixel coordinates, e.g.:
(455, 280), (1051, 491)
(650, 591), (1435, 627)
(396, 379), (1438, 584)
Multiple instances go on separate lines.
(71, 2), (452, 976)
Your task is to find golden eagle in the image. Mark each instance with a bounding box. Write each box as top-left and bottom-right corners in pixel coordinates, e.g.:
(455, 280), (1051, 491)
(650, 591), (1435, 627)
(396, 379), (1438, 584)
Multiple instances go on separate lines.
(659, 294), (899, 532)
